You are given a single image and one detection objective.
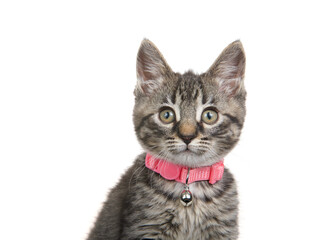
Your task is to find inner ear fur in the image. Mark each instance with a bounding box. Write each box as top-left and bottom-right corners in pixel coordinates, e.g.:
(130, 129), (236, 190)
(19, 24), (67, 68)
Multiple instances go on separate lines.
(136, 39), (172, 95)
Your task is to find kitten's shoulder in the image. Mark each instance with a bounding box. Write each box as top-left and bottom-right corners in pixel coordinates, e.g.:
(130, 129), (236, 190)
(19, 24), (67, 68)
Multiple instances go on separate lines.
(110, 152), (146, 191)
(86, 153), (147, 240)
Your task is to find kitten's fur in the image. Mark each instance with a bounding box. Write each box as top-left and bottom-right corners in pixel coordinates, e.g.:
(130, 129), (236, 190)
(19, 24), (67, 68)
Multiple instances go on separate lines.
(87, 39), (246, 240)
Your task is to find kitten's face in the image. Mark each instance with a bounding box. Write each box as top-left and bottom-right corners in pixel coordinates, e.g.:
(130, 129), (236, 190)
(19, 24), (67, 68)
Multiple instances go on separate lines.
(133, 40), (246, 167)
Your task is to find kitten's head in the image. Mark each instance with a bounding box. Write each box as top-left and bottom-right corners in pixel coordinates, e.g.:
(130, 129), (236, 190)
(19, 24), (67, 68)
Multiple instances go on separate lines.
(133, 39), (246, 167)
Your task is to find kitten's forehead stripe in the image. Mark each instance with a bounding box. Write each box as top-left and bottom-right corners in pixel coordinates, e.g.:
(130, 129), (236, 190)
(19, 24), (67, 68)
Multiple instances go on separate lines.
(170, 76), (181, 104)
(174, 72), (204, 106)
(199, 80), (209, 105)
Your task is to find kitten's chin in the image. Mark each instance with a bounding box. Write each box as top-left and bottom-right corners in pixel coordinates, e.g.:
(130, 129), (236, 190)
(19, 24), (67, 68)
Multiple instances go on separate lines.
(166, 151), (224, 168)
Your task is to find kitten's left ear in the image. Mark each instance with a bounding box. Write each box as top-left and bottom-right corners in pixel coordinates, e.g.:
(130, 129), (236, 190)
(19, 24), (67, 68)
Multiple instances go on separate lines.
(207, 40), (246, 97)
(135, 39), (172, 95)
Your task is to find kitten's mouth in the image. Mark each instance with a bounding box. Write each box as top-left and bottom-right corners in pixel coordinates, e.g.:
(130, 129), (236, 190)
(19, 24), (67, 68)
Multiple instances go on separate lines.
(174, 148), (194, 155)
(182, 147), (197, 154)
(169, 143), (202, 156)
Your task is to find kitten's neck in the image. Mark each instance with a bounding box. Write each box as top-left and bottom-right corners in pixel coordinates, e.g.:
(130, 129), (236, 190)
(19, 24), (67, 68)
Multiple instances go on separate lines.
(145, 153), (224, 184)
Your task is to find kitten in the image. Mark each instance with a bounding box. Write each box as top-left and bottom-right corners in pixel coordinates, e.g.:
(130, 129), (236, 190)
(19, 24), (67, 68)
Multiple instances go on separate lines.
(87, 39), (246, 240)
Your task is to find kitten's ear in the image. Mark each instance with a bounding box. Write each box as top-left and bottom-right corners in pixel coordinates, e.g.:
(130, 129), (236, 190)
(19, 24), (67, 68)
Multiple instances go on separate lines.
(136, 39), (172, 95)
(207, 40), (246, 97)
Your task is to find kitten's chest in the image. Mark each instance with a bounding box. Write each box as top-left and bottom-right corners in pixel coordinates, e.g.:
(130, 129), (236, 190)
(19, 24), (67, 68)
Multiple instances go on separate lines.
(172, 202), (214, 240)
(127, 195), (219, 240)
(147, 199), (214, 240)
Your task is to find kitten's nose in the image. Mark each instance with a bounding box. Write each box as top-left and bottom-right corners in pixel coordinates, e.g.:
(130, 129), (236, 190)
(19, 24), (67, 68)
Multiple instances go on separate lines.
(180, 135), (195, 145)
(178, 122), (197, 145)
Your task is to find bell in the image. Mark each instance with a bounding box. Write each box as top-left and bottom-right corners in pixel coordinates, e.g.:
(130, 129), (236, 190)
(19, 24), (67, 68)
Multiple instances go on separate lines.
(180, 189), (192, 206)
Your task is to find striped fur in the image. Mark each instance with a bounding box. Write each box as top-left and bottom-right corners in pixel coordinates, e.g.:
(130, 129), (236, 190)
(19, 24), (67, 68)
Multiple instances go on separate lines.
(87, 39), (246, 240)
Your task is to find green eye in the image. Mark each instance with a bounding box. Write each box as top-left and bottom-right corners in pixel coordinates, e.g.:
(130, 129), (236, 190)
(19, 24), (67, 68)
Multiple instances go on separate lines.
(159, 108), (175, 124)
(202, 109), (218, 124)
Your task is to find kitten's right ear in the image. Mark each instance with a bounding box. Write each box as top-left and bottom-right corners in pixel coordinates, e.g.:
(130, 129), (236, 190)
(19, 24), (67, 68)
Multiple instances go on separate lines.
(135, 39), (172, 95)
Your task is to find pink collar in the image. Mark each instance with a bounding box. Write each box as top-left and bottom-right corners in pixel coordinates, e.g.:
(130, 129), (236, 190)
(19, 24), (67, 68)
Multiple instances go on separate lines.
(145, 153), (224, 184)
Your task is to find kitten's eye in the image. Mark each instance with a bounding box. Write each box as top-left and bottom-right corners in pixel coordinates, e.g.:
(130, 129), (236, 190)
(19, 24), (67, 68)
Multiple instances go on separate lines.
(202, 109), (218, 125)
(159, 108), (175, 124)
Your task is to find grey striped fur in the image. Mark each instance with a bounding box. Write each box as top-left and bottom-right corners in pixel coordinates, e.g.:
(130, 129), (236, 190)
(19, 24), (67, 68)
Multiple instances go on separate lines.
(87, 39), (246, 240)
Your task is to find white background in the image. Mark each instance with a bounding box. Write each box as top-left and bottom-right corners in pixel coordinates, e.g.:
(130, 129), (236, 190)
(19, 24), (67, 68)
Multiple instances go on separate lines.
(1, 1), (335, 239)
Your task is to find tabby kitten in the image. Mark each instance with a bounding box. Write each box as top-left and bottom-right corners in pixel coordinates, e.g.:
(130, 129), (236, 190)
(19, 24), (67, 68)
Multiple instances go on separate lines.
(87, 39), (246, 240)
